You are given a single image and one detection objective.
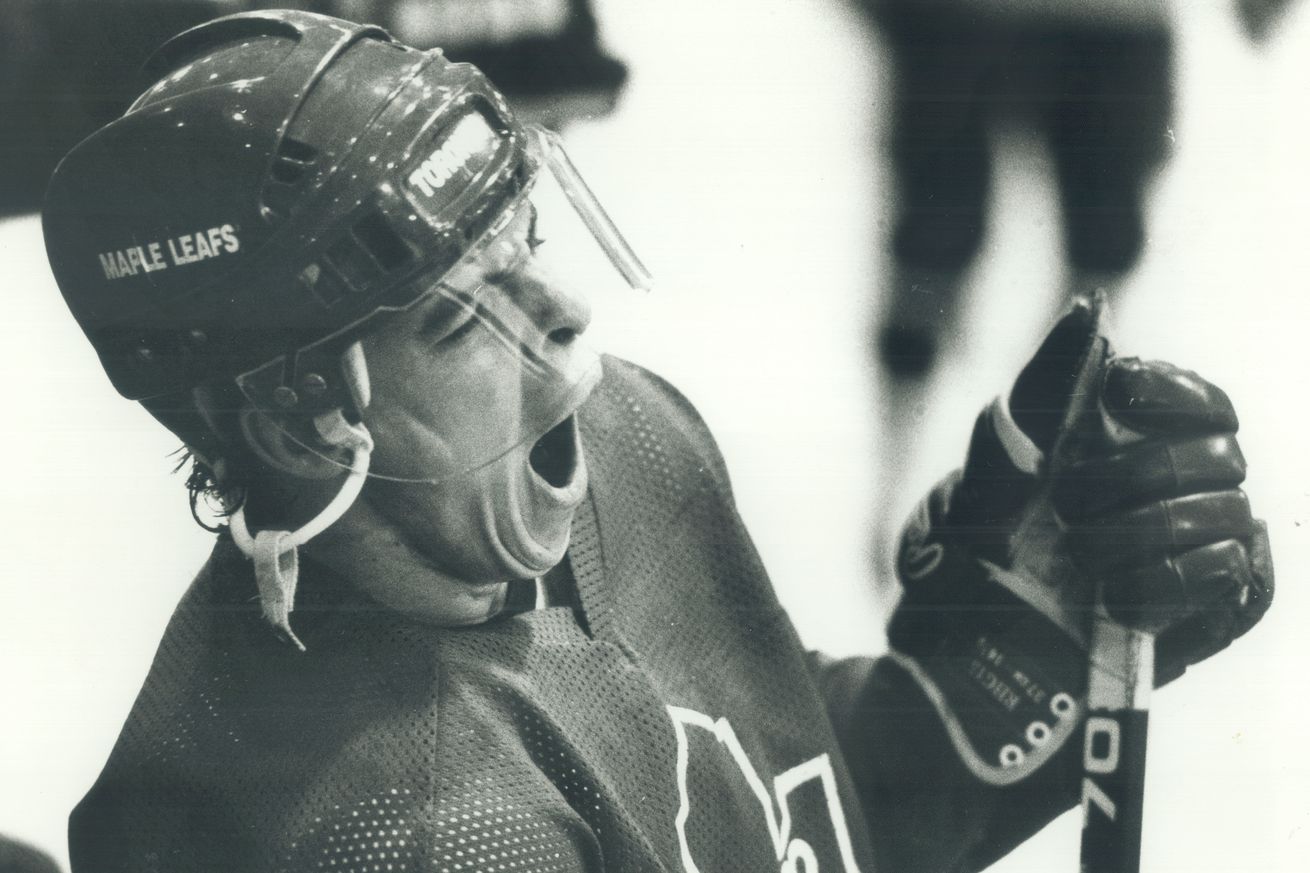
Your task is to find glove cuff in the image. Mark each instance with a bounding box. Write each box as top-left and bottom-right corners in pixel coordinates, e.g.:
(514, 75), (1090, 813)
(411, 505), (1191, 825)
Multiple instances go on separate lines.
(890, 521), (1088, 786)
(888, 591), (1085, 785)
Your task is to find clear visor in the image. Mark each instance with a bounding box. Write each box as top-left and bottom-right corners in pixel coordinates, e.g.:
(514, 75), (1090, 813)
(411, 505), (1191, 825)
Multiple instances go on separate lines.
(235, 127), (649, 484)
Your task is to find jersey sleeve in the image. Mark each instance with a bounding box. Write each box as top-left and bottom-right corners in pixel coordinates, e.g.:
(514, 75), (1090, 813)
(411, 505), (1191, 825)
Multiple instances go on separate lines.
(808, 652), (1081, 873)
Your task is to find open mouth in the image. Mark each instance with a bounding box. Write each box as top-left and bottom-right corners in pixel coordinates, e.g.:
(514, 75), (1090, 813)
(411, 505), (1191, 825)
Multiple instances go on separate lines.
(528, 414), (579, 488)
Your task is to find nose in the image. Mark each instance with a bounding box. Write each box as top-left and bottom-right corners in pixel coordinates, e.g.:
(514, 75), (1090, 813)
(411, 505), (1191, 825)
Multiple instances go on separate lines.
(509, 262), (592, 346)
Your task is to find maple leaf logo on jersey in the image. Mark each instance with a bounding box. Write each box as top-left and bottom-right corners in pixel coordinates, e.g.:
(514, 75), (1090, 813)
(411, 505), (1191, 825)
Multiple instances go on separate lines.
(667, 706), (863, 873)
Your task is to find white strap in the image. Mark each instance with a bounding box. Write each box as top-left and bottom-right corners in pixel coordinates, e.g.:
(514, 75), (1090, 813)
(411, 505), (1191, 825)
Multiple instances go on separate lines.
(229, 412), (374, 650)
(252, 529), (304, 651)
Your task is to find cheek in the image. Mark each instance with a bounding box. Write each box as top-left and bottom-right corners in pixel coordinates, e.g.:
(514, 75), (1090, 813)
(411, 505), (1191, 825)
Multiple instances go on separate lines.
(366, 342), (529, 475)
(364, 476), (494, 582)
(447, 342), (525, 423)
(364, 404), (460, 478)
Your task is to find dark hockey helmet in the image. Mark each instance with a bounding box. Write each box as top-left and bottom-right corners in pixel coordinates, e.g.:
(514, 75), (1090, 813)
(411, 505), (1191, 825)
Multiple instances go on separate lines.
(42, 9), (646, 461)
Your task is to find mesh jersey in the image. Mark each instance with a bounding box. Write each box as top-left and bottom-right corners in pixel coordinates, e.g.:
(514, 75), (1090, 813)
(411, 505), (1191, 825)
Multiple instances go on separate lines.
(69, 358), (1068, 872)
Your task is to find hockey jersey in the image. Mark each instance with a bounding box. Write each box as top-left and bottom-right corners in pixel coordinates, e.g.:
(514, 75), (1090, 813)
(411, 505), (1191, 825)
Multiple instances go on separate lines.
(69, 358), (1072, 872)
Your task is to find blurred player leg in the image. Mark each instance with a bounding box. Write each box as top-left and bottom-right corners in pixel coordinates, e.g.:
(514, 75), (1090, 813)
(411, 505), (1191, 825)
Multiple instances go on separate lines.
(876, 4), (997, 381)
(1046, 24), (1175, 309)
(865, 1), (1011, 600)
(0, 834), (62, 873)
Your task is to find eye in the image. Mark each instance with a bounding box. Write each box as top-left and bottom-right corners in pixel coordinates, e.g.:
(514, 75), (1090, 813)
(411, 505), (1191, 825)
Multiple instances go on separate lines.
(436, 306), (480, 346)
(421, 290), (482, 346)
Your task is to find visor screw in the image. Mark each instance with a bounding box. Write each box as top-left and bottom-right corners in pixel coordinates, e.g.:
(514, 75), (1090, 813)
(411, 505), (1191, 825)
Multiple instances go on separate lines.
(301, 373), (328, 396)
(272, 386), (299, 408)
(135, 346), (154, 363)
(187, 329), (208, 345)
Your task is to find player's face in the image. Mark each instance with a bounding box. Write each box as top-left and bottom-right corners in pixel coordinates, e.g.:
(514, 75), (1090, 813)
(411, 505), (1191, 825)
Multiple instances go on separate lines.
(353, 203), (601, 586)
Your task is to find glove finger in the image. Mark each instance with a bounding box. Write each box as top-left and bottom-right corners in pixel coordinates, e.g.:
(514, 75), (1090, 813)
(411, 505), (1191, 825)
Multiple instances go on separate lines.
(1009, 300), (1107, 453)
(1152, 521), (1273, 687)
(1232, 519), (1275, 638)
(1055, 434), (1246, 519)
(1102, 357), (1238, 436)
(1101, 538), (1253, 632)
(1154, 606), (1242, 686)
(1071, 489), (1254, 571)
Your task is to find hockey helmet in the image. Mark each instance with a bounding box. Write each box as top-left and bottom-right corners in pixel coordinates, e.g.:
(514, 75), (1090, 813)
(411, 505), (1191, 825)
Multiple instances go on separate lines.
(42, 8), (648, 474)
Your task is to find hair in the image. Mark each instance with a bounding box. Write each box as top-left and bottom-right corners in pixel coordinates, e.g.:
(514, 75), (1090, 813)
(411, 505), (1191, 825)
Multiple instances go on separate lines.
(173, 382), (347, 534)
(175, 447), (235, 534)
(145, 381), (251, 533)
(157, 327), (379, 534)
(169, 380), (289, 534)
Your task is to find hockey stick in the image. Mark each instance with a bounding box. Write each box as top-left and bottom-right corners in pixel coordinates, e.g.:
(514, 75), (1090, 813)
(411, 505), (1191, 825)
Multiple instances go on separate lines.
(1032, 294), (1152, 873)
(1074, 306), (1153, 871)
(1067, 319), (1153, 873)
(1080, 618), (1153, 873)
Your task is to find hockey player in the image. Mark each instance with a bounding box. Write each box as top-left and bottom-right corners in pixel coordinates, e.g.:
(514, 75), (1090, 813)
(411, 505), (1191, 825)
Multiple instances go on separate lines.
(42, 10), (1272, 872)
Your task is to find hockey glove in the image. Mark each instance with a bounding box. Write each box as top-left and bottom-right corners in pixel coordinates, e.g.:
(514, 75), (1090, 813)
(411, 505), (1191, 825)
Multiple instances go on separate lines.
(887, 302), (1273, 786)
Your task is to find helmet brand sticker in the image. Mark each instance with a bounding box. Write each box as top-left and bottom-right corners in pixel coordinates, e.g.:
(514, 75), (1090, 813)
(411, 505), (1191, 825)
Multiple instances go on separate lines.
(98, 224), (240, 281)
(405, 112), (500, 203)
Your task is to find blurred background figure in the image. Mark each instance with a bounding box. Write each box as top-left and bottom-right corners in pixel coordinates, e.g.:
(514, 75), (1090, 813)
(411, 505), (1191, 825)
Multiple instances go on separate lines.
(858, 0), (1300, 566)
(1236, 0), (1302, 40)
(0, 0), (627, 217)
(0, 834), (61, 873)
(371, 0), (628, 128)
(864, 0), (1175, 383)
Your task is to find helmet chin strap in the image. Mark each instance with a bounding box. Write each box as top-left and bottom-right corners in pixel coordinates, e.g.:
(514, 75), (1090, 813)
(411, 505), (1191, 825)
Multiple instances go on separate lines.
(229, 343), (374, 651)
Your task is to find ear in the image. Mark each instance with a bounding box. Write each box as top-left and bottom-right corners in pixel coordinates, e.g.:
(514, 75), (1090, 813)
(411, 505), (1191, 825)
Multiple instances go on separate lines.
(239, 406), (347, 481)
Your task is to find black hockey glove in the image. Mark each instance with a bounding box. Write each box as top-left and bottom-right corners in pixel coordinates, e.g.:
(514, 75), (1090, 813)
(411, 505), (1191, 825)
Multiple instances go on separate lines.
(887, 302), (1273, 786)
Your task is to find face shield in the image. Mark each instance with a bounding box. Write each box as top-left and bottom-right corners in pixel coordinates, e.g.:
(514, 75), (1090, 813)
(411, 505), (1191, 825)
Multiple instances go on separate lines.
(233, 123), (650, 486)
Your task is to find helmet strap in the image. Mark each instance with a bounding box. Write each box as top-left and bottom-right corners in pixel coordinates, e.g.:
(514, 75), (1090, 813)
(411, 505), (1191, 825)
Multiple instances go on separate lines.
(229, 343), (375, 650)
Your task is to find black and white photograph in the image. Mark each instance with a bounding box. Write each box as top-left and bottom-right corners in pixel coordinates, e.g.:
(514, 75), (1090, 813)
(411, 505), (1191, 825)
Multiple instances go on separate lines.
(1, 1), (1306, 871)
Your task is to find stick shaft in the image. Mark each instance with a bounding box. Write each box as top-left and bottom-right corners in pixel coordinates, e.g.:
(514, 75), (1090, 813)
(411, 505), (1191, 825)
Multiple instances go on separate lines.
(1079, 618), (1154, 873)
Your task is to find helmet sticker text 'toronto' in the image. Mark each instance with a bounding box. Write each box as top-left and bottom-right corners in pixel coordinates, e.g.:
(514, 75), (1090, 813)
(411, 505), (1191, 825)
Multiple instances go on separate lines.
(97, 224), (240, 281)
(406, 113), (500, 201)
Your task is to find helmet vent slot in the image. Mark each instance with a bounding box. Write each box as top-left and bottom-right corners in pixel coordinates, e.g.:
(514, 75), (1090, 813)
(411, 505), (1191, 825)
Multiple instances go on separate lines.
(352, 211), (413, 272)
(280, 137), (317, 163)
(298, 262), (346, 308)
(271, 160), (307, 185)
(262, 138), (319, 219)
(270, 138), (318, 185)
(324, 238), (376, 291)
